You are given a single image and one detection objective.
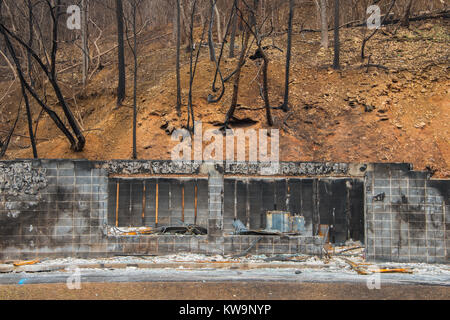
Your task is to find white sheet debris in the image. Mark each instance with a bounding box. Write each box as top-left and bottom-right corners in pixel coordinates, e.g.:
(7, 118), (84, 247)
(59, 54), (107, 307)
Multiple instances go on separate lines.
(21, 252), (448, 277)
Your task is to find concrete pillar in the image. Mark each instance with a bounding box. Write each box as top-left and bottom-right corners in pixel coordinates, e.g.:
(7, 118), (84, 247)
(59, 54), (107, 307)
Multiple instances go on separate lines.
(206, 164), (224, 239)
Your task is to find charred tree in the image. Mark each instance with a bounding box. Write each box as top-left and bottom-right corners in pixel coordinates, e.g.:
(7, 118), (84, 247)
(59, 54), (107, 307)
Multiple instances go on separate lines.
(26, 0), (34, 87)
(224, 13), (250, 128)
(187, 0), (208, 133)
(229, 0), (238, 58)
(116, 0), (126, 106)
(175, 0), (182, 116)
(319, 0), (328, 50)
(187, 0), (198, 132)
(81, 0), (89, 88)
(0, 28), (79, 151)
(22, 81), (38, 158)
(208, 0), (217, 62)
(0, 1), (86, 151)
(361, 0), (396, 60)
(244, 0), (273, 126)
(214, 2), (222, 44)
(260, 47), (273, 126)
(279, 0), (294, 112)
(129, 0), (140, 159)
(333, 0), (340, 69)
(226, 0), (273, 127)
(209, 0), (237, 103)
(401, 0), (414, 28)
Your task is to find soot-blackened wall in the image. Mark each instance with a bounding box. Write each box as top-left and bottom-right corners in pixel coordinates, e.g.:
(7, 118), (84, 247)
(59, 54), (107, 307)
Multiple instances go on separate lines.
(0, 160), (108, 260)
(366, 164), (449, 264)
(0, 160), (448, 264)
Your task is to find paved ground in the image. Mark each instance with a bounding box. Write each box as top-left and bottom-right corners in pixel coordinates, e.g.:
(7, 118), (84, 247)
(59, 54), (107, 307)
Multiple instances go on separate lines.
(0, 281), (448, 300)
(1, 267), (449, 285)
(0, 267), (448, 300)
(1, 254), (448, 300)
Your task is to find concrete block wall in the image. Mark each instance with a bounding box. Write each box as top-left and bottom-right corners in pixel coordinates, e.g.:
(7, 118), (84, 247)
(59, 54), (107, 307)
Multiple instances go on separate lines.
(365, 164), (449, 263)
(0, 159), (448, 263)
(223, 235), (324, 256)
(0, 160), (328, 260)
(104, 235), (323, 256)
(0, 160), (108, 260)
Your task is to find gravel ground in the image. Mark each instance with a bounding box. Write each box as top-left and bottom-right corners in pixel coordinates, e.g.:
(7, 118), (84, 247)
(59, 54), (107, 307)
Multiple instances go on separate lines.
(0, 281), (448, 300)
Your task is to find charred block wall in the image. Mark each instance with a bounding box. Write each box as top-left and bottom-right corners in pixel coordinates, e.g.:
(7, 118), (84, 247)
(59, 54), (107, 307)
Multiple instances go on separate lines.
(0, 160), (108, 260)
(365, 164), (449, 264)
(0, 160), (448, 264)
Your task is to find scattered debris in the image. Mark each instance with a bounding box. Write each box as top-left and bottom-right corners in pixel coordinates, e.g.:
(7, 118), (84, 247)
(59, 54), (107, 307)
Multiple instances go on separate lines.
(266, 211), (306, 234)
(1, 252), (449, 279)
(155, 225), (207, 235)
(342, 258), (372, 275)
(232, 218), (297, 236)
(374, 268), (413, 274)
(264, 255), (309, 263)
(232, 219), (248, 235)
(108, 225), (207, 236)
(114, 254), (157, 257)
(232, 237), (263, 258)
(13, 260), (40, 267)
(335, 246), (364, 255)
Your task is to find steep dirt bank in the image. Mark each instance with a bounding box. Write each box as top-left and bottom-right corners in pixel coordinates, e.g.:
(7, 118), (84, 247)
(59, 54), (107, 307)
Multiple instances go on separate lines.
(1, 20), (449, 177)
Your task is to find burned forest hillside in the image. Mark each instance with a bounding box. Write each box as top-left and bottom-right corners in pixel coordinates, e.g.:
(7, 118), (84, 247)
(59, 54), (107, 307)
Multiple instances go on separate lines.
(0, 0), (449, 177)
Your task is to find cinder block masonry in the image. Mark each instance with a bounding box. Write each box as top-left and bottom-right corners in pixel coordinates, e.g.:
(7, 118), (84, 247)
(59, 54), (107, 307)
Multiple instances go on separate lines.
(0, 160), (448, 263)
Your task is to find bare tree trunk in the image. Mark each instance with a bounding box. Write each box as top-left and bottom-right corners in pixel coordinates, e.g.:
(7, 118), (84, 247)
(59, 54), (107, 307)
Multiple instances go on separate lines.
(208, 0), (217, 62)
(179, 0), (189, 45)
(0, 2), (86, 151)
(116, 0), (126, 106)
(0, 28), (79, 150)
(401, 0), (414, 28)
(176, 0), (182, 116)
(229, 0), (238, 58)
(280, 0), (294, 112)
(27, 0), (34, 87)
(224, 24), (249, 127)
(81, 0), (89, 88)
(16, 1), (38, 157)
(260, 49), (273, 126)
(49, 0), (60, 80)
(320, 0), (329, 49)
(214, 3), (222, 44)
(209, 0), (237, 102)
(251, 0), (273, 126)
(132, 1), (138, 160)
(187, 0), (205, 133)
(361, 0), (396, 60)
(22, 81), (38, 158)
(0, 102), (21, 158)
(333, 0), (340, 69)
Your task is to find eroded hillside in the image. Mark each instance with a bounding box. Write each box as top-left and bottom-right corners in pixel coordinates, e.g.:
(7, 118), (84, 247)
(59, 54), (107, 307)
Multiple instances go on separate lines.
(1, 19), (449, 177)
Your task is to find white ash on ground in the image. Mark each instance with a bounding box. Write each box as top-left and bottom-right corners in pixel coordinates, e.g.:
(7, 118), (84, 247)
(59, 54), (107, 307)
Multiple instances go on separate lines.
(2, 249), (448, 277)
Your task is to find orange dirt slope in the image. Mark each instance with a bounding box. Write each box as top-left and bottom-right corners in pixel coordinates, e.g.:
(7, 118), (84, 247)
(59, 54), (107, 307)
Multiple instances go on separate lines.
(1, 20), (449, 177)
